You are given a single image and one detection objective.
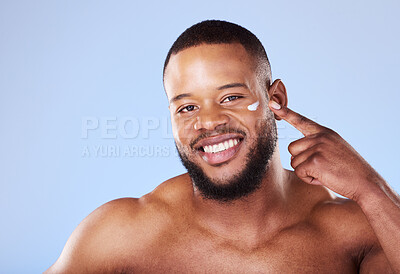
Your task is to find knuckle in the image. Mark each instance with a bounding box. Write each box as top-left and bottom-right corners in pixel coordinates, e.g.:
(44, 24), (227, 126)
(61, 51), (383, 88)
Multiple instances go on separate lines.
(288, 142), (296, 153)
(310, 152), (324, 165)
(288, 138), (305, 154)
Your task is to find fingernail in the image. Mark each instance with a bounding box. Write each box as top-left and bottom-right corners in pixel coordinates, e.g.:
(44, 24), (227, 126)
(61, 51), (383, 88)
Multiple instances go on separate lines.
(270, 100), (281, 110)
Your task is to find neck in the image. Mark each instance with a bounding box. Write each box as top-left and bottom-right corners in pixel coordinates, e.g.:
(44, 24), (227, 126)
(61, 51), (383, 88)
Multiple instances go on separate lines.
(191, 147), (294, 244)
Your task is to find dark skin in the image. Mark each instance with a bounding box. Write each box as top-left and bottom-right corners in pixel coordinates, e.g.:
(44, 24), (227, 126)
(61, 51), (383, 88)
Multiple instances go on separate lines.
(46, 43), (399, 273)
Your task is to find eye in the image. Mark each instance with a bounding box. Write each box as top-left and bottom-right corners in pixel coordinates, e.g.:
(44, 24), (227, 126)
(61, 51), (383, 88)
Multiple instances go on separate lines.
(178, 105), (197, 113)
(222, 95), (242, 103)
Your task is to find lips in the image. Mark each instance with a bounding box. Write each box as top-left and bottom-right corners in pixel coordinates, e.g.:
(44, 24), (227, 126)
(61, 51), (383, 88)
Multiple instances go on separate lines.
(194, 133), (244, 165)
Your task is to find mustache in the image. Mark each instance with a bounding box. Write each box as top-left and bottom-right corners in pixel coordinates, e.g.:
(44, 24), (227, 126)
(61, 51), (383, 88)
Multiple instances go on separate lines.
(189, 127), (247, 150)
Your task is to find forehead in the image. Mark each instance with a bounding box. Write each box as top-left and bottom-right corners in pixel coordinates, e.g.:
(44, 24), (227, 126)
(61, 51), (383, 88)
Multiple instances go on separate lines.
(164, 43), (257, 99)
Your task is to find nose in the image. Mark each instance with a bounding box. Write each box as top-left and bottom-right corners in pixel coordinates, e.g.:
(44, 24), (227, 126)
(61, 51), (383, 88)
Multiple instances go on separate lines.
(193, 106), (230, 131)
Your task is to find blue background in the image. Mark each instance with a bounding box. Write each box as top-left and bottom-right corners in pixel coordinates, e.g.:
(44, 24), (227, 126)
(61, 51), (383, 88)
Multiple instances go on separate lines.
(1, 0), (399, 272)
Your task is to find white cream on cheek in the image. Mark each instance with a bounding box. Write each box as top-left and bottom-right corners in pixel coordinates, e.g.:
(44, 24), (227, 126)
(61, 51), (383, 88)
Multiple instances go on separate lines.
(247, 101), (259, 111)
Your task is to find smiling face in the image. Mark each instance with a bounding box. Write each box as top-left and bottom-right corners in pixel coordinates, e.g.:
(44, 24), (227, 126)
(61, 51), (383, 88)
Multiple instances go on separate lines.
(164, 43), (278, 201)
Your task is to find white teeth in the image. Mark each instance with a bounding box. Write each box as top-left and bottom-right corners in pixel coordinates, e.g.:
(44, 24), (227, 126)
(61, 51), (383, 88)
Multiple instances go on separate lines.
(224, 141), (229, 150)
(202, 138), (240, 153)
(213, 144), (218, 152)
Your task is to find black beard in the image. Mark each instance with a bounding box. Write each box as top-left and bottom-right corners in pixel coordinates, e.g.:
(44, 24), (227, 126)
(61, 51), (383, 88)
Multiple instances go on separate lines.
(176, 118), (277, 203)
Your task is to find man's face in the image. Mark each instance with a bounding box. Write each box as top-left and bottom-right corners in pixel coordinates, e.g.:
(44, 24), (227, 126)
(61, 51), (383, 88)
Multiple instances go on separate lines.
(164, 43), (277, 201)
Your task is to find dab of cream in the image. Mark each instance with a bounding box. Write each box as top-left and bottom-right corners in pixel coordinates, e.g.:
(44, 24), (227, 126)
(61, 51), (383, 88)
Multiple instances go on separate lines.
(247, 101), (259, 111)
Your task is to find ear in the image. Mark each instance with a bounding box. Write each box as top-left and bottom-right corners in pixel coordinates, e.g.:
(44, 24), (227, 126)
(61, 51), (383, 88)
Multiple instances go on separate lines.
(267, 79), (288, 120)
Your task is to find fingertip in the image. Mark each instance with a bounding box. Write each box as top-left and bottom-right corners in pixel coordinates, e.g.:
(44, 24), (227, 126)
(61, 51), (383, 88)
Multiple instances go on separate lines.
(269, 100), (282, 110)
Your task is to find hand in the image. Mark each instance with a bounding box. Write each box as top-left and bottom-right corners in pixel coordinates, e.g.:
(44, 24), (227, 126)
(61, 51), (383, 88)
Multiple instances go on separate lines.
(268, 100), (380, 201)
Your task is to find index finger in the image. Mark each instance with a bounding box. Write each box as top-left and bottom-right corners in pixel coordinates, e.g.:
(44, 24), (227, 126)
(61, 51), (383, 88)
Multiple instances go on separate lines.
(269, 101), (323, 136)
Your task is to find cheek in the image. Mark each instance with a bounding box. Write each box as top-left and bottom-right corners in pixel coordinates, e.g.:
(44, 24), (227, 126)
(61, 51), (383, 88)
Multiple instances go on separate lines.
(170, 117), (181, 142)
(228, 104), (267, 130)
(230, 96), (266, 115)
(171, 117), (196, 144)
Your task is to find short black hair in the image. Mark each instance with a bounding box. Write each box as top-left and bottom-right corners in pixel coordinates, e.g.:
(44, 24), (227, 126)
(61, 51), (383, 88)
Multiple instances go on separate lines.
(163, 20), (272, 90)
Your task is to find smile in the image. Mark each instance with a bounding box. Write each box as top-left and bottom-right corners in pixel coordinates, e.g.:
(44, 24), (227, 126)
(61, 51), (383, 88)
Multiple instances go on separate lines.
(202, 138), (240, 153)
(194, 134), (244, 165)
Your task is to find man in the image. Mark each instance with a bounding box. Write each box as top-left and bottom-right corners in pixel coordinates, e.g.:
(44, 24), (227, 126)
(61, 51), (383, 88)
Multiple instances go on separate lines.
(46, 20), (400, 273)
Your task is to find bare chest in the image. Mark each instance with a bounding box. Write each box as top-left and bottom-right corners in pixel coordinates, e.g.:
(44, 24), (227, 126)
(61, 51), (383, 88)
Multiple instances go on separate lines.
(129, 227), (358, 273)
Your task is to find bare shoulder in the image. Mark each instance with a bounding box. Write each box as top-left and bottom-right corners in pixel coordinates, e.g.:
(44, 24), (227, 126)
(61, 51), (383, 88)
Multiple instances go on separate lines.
(310, 194), (376, 242)
(46, 173), (192, 273)
(306, 186), (391, 271)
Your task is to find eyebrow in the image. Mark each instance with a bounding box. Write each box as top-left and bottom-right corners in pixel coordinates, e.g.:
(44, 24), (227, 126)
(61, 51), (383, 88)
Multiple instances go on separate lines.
(169, 83), (247, 104)
(217, 82), (247, 90)
(169, 93), (192, 104)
